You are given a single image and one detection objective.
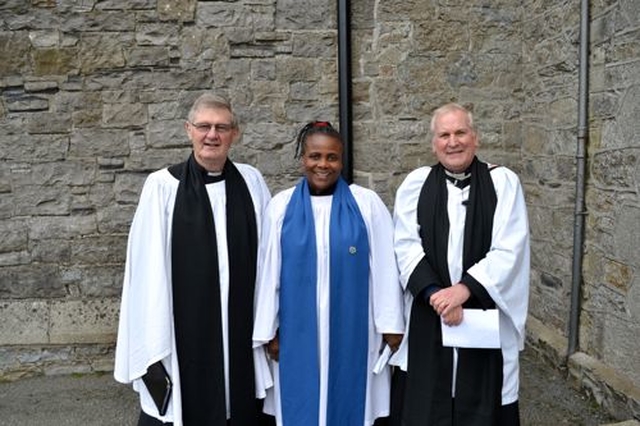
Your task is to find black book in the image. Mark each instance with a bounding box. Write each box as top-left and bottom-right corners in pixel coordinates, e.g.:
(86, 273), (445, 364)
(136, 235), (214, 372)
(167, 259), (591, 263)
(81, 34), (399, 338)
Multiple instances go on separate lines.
(141, 361), (172, 416)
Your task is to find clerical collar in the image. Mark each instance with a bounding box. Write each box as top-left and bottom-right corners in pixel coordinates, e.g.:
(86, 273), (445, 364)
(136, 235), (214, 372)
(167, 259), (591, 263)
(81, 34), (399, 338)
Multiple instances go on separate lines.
(444, 168), (471, 189)
(204, 171), (225, 184)
(194, 161), (225, 184)
(308, 181), (337, 196)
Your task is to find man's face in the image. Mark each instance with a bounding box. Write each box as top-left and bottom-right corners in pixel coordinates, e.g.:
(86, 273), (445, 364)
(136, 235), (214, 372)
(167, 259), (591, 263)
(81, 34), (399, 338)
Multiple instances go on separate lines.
(185, 107), (238, 171)
(431, 109), (478, 173)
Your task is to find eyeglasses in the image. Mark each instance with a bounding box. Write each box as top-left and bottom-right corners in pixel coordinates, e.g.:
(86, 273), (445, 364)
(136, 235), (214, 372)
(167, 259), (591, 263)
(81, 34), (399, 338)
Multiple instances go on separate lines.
(188, 122), (234, 134)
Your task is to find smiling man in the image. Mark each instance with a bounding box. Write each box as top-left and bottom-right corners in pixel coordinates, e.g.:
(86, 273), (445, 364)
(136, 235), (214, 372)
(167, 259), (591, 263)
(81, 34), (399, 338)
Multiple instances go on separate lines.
(114, 93), (273, 426)
(391, 103), (530, 426)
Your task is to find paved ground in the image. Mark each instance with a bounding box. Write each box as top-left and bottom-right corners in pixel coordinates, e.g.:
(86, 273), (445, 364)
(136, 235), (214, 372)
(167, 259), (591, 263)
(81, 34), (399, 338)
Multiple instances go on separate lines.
(0, 346), (623, 426)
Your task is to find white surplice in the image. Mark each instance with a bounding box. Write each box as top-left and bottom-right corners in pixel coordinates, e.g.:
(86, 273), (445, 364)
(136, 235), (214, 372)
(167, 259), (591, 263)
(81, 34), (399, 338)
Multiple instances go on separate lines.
(114, 163), (271, 425)
(392, 164), (530, 405)
(252, 184), (405, 426)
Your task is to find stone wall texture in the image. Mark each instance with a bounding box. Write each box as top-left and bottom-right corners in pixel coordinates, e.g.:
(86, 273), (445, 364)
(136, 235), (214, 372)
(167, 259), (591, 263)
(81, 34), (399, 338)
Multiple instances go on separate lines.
(0, 0), (638, 414)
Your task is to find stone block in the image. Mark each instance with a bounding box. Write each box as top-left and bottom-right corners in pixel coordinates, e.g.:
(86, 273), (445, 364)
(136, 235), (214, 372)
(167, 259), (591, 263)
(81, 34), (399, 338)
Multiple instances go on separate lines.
(26, 112), (72, 134)
(76, 265), (125, 297)
(376, 0), (436, 21)
(291, 31), (336, 58)
(59, 11), (135, 32)
(77, 34), (127, 74)
(48, 299), (119, 344)
(70, 236), (127, 265)
(125, 148), (191, 172)
(0, 264), (65, 298)
(102, 102), (148, 128)
(275, 0), (335, 29)
(113, 172), (147, 205)
(0, 301), (49, 345)
(0, 219), (28, 253)
(96, 0), (154, 10)
(28, 30), (59, 49)
(592, 149), (638, 189)
(0, 33), (31, 75)
(30, 239), (72, 264)
(136, 22), (180, 46)
(0, 251), (31, 267)
(158, 0), (196, 22)
(276, 57), (319, 82)
(69, 129), (131, 158)
(568, 352), (640, 421)
(197, 2), (252, 28)
(29, 215), (97, 240)
(13, 186), (71, 216)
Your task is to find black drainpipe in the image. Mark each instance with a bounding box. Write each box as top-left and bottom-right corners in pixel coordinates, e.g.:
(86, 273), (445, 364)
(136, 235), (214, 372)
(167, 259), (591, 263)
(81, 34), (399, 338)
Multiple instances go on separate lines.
(337, 0), (354, 183)
(568, 0), (590, 357)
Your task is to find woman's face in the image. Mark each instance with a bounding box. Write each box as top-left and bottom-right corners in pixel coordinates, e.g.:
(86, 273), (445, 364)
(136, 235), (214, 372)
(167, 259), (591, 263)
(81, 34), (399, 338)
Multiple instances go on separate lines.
(301, 133), (343, 195)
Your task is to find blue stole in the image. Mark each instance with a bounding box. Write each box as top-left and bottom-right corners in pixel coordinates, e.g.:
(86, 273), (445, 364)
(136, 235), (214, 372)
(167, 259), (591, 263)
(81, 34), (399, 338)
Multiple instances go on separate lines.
(280, 177), (370, 426)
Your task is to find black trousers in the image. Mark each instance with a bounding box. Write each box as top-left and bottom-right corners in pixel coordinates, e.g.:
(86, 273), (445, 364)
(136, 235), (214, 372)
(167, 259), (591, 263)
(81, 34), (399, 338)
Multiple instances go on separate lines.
(389, 369), (520, 426)
(137, 402), (276, 426)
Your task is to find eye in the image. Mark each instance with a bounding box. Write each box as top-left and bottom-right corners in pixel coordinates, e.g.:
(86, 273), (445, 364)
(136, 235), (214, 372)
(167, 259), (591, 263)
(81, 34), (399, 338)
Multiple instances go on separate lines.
(194, 123), (212, 132)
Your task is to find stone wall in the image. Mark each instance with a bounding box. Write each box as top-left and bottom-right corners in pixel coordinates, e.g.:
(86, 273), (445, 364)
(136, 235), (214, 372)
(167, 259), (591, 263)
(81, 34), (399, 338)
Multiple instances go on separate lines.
(0, 0), (639, 410)
(581, 0), (640, 388)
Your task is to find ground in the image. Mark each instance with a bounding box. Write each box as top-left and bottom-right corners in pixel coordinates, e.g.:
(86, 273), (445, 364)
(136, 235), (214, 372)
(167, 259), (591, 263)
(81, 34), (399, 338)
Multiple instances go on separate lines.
(0, 346), (620, 425)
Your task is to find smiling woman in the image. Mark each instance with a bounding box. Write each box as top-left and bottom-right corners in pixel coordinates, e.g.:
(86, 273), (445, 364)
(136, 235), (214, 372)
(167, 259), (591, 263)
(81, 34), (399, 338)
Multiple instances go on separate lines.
(252, 121), (405, 426)
(295, 122), (344, 195)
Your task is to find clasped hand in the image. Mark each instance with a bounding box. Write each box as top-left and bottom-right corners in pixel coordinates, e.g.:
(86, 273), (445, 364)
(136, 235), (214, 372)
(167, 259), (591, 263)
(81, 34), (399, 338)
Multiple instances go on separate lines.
(429, 284), (470, 326)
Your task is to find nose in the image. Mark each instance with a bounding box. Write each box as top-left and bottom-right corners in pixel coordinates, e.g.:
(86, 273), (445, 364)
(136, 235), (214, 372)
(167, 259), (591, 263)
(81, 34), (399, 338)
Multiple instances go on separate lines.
(206, 127), (219, 137)
(317, 157), (329, 168)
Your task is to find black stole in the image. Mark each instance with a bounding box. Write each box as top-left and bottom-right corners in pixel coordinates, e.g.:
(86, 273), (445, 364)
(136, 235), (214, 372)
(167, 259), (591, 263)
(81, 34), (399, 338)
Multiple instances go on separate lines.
(169, 154), (258, 425)
(403, 157), (503, 426)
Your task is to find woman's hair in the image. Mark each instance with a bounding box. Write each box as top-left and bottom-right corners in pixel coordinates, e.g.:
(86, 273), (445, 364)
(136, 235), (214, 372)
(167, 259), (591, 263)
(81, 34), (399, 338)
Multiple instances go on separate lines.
(294, 121), (342, 159)
(187, 93), (238, 128)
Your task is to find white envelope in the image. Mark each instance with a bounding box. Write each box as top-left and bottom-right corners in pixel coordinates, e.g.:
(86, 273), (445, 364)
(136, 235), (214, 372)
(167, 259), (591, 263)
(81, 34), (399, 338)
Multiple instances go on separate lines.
(372, 345), (394, 374)
(441, 309), (500, 349)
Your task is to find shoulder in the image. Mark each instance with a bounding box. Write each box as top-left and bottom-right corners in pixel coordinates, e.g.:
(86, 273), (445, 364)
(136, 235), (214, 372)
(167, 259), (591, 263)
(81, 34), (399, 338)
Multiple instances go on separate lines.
(265, 186), (295, 213)
(487, 163), (520, 182)
(349, 183), (378, 198)
(270, 187), (296, 206)
(349, 184), (386, 207)
(487, 164), (523, 189)
(234, 162), (267, 184)
(400, 166), (431, 188)
(142, 168), (178, 190)
(396, 166), (432, 200)
(349, 184), (392, 222)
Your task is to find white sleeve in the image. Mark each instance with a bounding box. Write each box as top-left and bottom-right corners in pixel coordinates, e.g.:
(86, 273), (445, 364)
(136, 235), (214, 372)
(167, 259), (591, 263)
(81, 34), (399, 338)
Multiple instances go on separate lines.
(393, 168), (430, 290)
(114, 171), (175, 384)
(359, 188), (405, 334)
(467, 168), (530, 346)
(253, 191), (292, 346)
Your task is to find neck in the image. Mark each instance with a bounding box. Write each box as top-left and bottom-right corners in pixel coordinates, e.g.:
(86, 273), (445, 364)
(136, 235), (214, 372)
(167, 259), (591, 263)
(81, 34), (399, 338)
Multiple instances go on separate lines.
(196, 157), (225, 174)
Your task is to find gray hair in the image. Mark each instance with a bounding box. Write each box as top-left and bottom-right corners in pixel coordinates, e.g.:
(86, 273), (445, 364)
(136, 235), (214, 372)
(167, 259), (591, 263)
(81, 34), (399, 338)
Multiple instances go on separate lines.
(187, 93), (238, 128)
(430, 102), (475, 134)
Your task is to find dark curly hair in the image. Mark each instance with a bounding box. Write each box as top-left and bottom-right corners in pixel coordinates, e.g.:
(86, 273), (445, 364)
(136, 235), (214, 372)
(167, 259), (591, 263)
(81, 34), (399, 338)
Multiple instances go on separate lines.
(294, 121), (342, 159)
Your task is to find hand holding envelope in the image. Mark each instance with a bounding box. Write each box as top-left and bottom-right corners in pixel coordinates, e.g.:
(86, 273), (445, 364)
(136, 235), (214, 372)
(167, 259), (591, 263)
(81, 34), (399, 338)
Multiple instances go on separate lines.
(441, 308), (501, 349)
